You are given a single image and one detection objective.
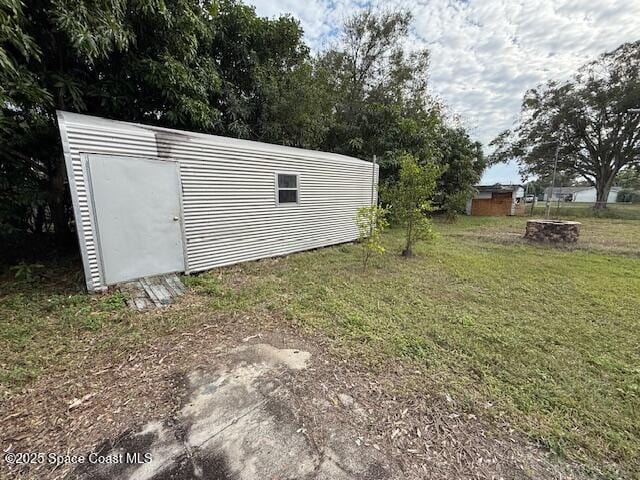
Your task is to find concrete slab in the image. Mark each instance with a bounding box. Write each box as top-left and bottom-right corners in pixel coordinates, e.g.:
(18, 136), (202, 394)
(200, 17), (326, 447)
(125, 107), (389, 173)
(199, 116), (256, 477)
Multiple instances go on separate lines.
(70, 344), (396, 480)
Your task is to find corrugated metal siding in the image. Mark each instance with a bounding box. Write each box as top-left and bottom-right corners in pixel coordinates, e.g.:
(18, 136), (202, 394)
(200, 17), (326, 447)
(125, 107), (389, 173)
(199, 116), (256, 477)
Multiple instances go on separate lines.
(58, 111), (378, 292)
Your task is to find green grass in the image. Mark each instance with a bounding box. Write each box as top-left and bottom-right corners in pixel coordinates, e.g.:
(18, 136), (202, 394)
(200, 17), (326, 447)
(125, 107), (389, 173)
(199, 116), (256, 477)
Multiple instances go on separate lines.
(529, 201), (640, 220)
(2, 216), (639, 476)
(186, 216), (640, 476)
(0, 259), (204, 389)
(441, 214), (640, 257)
(0, 262), (130, 386)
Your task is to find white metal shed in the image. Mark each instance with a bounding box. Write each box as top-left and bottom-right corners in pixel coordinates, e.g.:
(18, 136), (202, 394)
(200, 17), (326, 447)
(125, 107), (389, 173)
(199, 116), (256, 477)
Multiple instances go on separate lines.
(57, 111), (378, 292)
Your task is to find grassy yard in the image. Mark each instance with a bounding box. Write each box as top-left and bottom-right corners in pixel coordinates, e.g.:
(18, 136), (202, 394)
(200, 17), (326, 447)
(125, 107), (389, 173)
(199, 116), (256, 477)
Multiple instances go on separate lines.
(1, 215), (639, 477)
(185, 216), (640, 476)
(529, 201), (640, 220)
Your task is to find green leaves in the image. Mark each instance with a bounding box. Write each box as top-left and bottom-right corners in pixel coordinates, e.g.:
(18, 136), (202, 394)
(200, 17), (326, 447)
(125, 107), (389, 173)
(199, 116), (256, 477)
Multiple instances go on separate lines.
(434, 126), (485, 210)
(356, 205), (389, 271)
(490, 40), (640, 207)
(315, 8), (446, 180)
(51, 74), (86, 110)
(384, 153), (441, 256)
(51, 0), (134, 61)
(0, 0), (41, 68)
(0, 0), (48, 109)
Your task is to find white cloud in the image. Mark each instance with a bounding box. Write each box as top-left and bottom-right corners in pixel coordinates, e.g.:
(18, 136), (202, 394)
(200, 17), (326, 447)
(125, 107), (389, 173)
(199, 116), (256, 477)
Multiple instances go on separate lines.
(247, 0), (640, 183)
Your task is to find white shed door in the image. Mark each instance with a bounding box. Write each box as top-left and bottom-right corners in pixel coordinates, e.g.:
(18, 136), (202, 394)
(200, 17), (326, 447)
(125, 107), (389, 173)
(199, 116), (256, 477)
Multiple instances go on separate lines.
(87, 155), (185, 285)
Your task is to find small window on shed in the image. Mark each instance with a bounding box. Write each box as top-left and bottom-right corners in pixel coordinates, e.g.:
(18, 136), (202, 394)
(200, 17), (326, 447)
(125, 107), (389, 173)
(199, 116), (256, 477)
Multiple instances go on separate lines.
(276, 173), (299, 205)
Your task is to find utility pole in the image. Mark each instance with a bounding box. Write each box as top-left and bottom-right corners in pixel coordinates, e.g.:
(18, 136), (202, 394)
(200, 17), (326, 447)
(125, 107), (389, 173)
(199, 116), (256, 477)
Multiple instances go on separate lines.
(370, 155), (377, 206)
(369, 154), (377, 236)
(544, 143), (560, 219)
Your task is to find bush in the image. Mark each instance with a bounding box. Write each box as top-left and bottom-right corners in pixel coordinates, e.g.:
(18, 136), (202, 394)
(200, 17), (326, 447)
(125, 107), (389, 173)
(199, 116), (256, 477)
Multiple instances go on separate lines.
(355, 205), (389, 271)
(383, 154), (441, 256)
(617, 189), (640, 203)
(442, 190), (470, 222)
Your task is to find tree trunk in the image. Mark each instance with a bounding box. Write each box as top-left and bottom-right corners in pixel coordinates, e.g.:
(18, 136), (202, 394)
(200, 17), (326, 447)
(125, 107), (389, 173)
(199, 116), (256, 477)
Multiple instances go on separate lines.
(48, 156), (72, 245)
(402, 222), (413, 257)
(33, 205), (45, 234)
(594, 177), (613, 209)
(50, 41), (74, 245)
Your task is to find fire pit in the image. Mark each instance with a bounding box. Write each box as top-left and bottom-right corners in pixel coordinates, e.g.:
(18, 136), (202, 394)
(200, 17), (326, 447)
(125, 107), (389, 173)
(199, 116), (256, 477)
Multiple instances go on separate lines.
(524, 219), (581, 243)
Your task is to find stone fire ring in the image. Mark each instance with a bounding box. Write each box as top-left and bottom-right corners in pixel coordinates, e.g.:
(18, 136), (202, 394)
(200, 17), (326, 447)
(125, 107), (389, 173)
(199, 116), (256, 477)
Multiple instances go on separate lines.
(524, 219), (581, 243)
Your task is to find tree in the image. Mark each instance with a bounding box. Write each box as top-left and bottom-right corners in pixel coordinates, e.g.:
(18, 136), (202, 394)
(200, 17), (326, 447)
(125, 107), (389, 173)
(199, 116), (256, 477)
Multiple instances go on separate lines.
(384, 153), (441, 257)
(201, 2), (316, 144)
(616, 167), (640, 189)
(1, 3), (485, 253)
(355, 205), (388, 271)
(616, 167), (640, 202)
(315, 9), (484, 205)
(434, 126), (485, 216)
(315, 9), (443, 178)
(442, 190), (469, 222)
(523, 179), (548, 199)
(490, 41), (640, 208)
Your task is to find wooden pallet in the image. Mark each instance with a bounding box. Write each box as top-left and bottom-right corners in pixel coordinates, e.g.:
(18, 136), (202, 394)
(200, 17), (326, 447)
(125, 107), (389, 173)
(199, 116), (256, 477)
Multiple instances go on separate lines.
(119, 274), (186, 310)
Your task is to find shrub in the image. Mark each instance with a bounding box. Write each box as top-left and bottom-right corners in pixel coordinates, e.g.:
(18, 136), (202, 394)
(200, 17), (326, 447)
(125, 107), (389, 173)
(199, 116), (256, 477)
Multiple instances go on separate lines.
(355, 205), (389, 271)
(10, 262), (44, 282)
(442, 190), (471, 222)
(384, 154), (441, 256)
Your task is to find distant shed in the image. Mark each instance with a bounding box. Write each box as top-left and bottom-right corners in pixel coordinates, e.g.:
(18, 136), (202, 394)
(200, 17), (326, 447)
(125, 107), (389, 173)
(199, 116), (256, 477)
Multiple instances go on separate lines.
(466, 184), (525, 216)
(57, 112), (378, 293)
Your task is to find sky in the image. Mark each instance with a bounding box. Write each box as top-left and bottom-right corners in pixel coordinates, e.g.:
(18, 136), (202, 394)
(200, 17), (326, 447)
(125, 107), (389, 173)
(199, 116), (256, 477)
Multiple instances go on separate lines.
(247, 0), (640, 184)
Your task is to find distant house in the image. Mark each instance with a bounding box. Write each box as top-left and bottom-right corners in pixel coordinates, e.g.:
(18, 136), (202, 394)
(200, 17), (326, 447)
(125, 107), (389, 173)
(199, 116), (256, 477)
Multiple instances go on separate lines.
(543, 186), (621, 203)
(466, 184), (525, 216)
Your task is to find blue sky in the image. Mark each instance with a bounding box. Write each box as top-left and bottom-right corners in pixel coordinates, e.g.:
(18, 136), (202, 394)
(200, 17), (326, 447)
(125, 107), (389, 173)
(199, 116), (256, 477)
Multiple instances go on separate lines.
(247, 0), (639, 184)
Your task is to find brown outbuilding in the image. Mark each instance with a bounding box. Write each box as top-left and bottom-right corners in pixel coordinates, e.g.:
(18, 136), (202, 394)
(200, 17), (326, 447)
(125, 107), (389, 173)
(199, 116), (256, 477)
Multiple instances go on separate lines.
(466, 184), (525, 216)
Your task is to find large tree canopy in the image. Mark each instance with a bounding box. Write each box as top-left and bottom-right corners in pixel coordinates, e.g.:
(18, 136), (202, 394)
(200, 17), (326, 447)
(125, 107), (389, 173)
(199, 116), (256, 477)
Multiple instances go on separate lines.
(490, 41), (640, 208)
